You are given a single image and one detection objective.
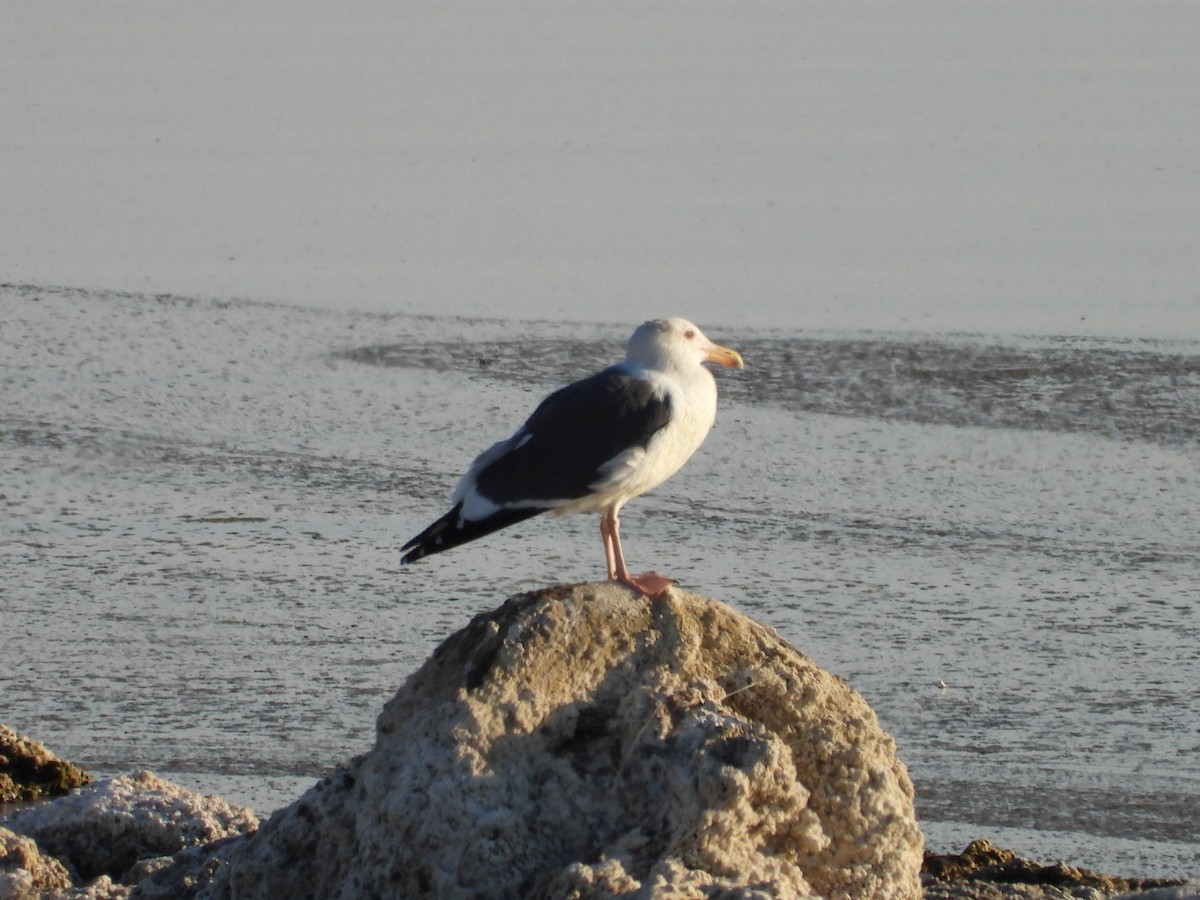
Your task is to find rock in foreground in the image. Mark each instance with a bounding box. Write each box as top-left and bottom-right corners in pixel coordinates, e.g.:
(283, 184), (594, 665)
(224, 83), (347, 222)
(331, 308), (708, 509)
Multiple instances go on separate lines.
(0, 725), (90, 803)
(0, 826), (74, 897)
(2, 770), (259, 893)
(922, 840), (1198, 899)
(200, 583), (924, 899)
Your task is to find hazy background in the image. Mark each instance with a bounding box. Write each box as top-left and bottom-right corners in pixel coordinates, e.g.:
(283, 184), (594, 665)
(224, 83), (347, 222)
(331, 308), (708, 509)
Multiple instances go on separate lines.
(4, 1), (1199, 337)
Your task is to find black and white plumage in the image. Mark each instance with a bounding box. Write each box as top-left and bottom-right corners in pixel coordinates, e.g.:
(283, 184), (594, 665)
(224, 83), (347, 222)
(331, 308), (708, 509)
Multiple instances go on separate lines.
(400, 317), (744, 597)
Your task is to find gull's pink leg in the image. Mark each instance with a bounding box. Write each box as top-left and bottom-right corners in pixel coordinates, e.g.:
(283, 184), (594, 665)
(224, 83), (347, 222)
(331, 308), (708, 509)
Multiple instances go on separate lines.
(601, 512), (618, 580)
(603, 506), (677, 598)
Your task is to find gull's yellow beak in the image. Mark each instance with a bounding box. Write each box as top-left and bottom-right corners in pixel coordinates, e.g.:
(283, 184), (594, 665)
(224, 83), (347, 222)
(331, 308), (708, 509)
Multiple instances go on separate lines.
(705, 343), (745, 370)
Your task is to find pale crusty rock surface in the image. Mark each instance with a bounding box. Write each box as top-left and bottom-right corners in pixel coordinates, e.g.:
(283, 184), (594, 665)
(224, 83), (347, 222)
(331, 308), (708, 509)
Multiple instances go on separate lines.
(198, 583), (924, 899)
(1, 826), (73, 896)
(0, 826), (130, 900)
(1, 771), (258, 890)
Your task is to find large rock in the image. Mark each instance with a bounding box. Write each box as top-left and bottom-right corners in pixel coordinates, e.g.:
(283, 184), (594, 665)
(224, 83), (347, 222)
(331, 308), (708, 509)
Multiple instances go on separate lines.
(0, 725), (90, 803)
(1, 771), (258, 885)
(200, 583), (924, 899)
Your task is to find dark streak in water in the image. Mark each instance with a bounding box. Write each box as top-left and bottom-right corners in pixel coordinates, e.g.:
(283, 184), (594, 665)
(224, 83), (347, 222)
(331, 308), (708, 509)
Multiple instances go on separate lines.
(334, 335), (1200, 447)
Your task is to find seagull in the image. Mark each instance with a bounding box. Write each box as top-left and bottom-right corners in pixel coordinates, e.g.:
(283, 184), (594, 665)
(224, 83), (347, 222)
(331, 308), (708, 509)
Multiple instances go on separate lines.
(400, 317), (744, 597)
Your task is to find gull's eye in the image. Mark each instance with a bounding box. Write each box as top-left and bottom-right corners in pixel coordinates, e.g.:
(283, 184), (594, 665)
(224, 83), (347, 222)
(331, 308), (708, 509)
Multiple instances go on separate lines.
(684, 330), (695, 339)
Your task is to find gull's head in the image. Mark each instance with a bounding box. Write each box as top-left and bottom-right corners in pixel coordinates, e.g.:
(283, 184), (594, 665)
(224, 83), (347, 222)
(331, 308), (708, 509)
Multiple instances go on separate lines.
(626, 317), (744, 373)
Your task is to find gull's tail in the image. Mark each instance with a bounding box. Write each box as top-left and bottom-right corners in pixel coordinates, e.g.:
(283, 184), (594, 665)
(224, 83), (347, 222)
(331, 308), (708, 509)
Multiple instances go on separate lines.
(400, 503), (545, 565)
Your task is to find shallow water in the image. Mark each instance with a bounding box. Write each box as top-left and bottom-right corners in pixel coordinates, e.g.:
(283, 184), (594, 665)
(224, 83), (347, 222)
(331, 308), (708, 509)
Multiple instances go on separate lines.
(2, 284), (1198, 876)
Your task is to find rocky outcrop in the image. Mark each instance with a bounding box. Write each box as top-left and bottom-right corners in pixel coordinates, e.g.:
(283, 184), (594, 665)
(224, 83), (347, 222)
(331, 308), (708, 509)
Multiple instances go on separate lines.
(196, 583), (924, 899)
(0, 771), (258, 897)
(922, 840), (1197, 900)
(0, 726), (90, 803)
